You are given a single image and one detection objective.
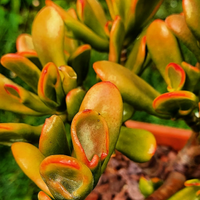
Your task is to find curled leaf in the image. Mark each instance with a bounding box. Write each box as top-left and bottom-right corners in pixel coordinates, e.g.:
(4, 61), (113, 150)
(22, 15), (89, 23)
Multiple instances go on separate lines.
(66, 87), (86, 122)
(59, 65), (77, 95)
(1, 53), (41, 92)
(38, 62), (66, 111)
(40, 155), (93, 200)
(153, 91), (198, 118)
(0, 123), (42, 145)
(0, 74), (41, 115)
(79, 81), (123, 171)
(39, 115), (71, 157)
(146, 19), (183, 82)
(71, 109), (109, 168)
(165, 63), (186, 92)
(4, 84), (52, 114)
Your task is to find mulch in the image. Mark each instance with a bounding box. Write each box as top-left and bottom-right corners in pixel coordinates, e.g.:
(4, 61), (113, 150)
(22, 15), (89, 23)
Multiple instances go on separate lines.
(86, 146), (177, 200)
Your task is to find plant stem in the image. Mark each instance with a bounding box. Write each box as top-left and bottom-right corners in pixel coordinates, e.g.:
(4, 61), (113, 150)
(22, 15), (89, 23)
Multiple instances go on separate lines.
(145, 171), (186, 200)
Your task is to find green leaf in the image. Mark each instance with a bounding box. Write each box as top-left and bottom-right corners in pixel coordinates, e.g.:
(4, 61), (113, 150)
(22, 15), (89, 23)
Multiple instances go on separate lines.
(32, 6), (66, 67)
(116, 126), (156, 163)
(40, 155), (94, 200)
(39, 115), (71, 157)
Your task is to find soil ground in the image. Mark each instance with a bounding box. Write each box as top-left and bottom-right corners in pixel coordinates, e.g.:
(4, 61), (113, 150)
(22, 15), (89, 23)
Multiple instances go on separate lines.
(86, 146), (177, 200)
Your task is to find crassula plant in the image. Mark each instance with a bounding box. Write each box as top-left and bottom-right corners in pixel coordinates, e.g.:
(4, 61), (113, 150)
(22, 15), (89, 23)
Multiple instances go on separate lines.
(1, 0), (200, 199)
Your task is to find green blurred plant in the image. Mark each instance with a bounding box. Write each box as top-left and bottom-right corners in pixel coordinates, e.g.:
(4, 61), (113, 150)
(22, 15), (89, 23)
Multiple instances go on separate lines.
(0, 0), (200, 200)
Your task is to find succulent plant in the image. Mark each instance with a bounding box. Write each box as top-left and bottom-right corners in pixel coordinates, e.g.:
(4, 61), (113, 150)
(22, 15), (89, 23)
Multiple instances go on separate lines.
(1, 0), (200, 200)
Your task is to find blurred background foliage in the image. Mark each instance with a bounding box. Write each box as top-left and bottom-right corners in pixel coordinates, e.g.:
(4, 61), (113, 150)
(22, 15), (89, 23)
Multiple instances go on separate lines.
(0, 0), (191, 199)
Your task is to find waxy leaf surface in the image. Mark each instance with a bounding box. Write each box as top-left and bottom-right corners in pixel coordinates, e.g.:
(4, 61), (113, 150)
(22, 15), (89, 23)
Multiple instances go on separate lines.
(116, 126), (156, 163)
(1, 53), (41, 92)
(39, 115), (71, 157)
(146, 19), (182, 82)
(46, 0), (109, 51)
(93, 61), (164, 117)
(40, 155), (93, 200)
(32, 6), (66, 67)
(66, 87), (86, 122)
(79, 81), (123, 171)
(153, 91), (198, 118)
(11, 142), (52, 197)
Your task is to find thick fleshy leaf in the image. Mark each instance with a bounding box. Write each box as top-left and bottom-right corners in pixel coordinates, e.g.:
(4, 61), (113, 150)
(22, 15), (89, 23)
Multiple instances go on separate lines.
(66, 87), (86, 122)
(76, 0), (107, 39)
(139, 176), (163, 198)
(38, 62), (66, 111)
(105, 0), (115, 20)
(59, 65), (77, 95)
(79, 81), (123, 172)
(182, 0), (200, 41)
(63, 8), (80, 56)
(0, 123), (42, 145)
(106, 0), (125, 21)
(1, 53), (41, 92)
(165, 14), (200, 63)
(71, 109), (109, 167)
(4, 84), (53, 114)
(45, 0), (109, 51)
(64, 35), (79, 56)
(39, 115), (71, 157)
(40, 155), (93, 200)
(0, 74), (41, 115)
(185, 179), (200, 187)
(153, 91), (198, 118)
(181, 62), (200, 92)
(122, 102), (134, 123)
(17, 51), (43, 70)
(108, 16), (125, 63)
(93, 61), (166, 117)
(165, 63), (186, 92)
(146, 19), (183, 82)
(32, 6), (66, 67)
(125, 0), (164, 42)
(126, 35), (149, 75)
(11, 142), (52, 197)
(38, 191), (52, 200)
(168, 186), (199, 200)
(68, 45), (91, 85)
(139, 176), (154, 198)
(125, 27), (146, 70)
(16, 33), (35, 53)
(125, 120), (192, 151)
(116, 126), (156, 163)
